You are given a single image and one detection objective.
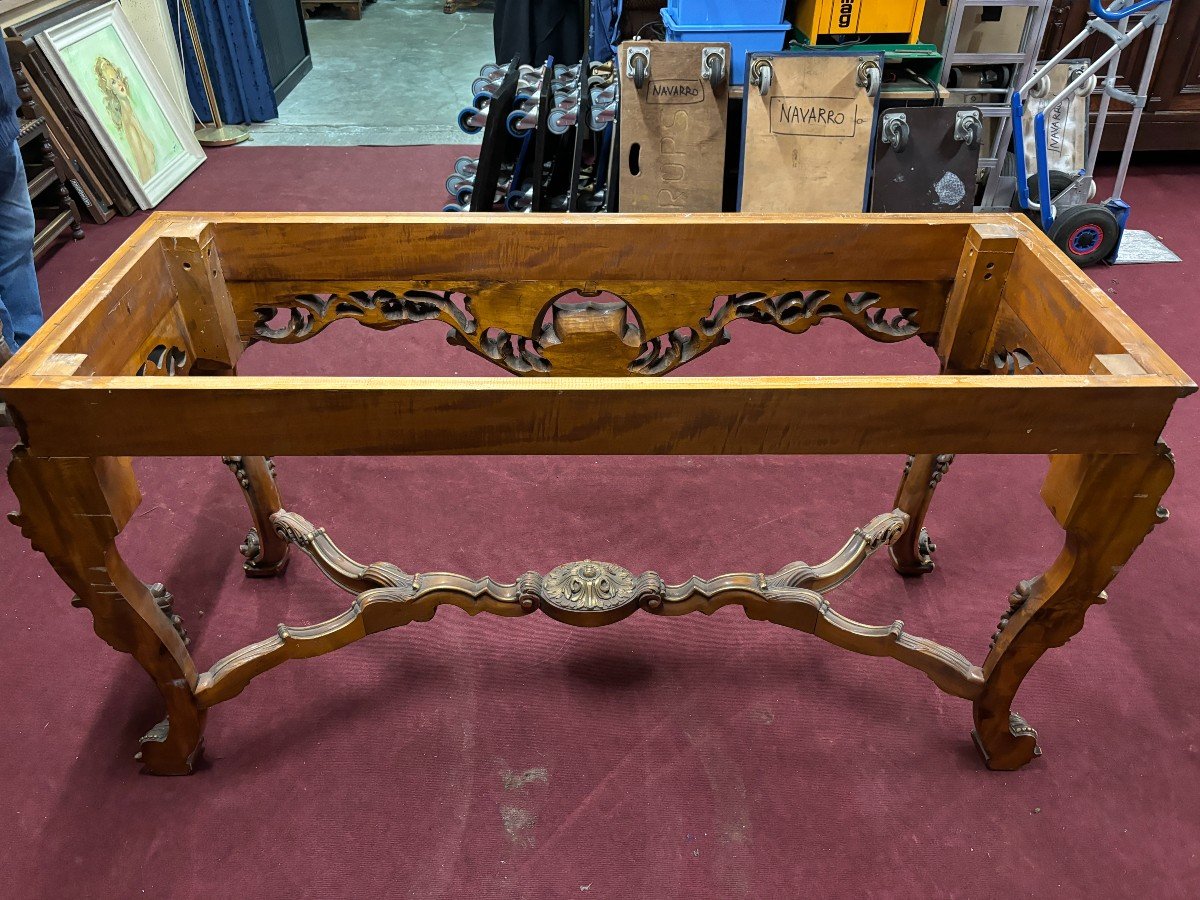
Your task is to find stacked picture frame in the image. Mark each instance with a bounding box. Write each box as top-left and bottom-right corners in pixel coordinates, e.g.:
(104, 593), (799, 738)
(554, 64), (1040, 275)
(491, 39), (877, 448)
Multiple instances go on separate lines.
(4, 0), (205, 220)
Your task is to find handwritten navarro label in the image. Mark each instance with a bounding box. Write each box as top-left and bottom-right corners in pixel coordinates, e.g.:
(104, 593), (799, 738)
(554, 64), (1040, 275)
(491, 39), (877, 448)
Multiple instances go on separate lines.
(647, 79), (705, 105)
(769, 97), (859, 137)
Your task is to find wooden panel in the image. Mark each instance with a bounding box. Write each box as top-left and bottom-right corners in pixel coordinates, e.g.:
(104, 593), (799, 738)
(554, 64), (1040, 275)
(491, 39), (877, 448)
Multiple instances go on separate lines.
(984, 299), (1063, 376)
(739, 53), (881, 213)
(5, 374), (1180, 457)
(204, 213), (979, 283)
(871, 107), (981, 213)
(617, 41), (728, 212)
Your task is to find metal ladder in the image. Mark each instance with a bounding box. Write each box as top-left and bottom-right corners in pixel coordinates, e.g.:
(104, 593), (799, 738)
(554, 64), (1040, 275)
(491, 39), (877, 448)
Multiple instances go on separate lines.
(938, 0), (1056, 208)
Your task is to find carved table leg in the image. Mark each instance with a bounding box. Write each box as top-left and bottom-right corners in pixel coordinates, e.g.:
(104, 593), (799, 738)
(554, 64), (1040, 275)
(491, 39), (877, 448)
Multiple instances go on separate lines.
(8, 449), (205, 774)
(972, 444), (1174, 770)
(222, 456), (290, 577)
(890, 453), (955, 576)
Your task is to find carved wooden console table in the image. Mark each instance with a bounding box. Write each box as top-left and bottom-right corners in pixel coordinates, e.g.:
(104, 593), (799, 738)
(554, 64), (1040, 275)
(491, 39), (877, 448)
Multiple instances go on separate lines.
(2, 213), (1192, 775)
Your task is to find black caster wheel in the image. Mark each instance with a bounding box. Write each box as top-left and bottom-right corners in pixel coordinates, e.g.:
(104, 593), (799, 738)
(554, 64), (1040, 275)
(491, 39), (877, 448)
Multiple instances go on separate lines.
(704, 52), (725, 88)
(1048, 204), (1121, 268)
(632, 54), (647, 90)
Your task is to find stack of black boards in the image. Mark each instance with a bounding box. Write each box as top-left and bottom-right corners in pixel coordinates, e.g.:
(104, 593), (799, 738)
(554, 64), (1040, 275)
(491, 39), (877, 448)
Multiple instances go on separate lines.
(442, 55), (618, 213)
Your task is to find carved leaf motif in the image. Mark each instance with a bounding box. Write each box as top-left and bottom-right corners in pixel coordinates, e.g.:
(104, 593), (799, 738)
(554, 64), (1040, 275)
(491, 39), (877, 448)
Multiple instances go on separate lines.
(542, 561), (635, 611)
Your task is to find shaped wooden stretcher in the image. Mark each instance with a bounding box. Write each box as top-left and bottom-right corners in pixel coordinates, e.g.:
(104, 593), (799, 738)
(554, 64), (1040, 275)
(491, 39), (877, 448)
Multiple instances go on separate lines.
(0, 212), (1191, 775)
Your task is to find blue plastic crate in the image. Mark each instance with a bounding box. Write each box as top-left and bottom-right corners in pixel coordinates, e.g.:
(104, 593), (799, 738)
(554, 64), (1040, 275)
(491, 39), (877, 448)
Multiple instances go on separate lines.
(661, 10), (792, 86)
(666, 0), (786, 25)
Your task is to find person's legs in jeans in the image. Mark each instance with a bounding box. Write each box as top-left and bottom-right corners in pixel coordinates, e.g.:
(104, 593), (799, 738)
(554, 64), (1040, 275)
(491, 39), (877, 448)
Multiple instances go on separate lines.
(0, 138), (42, 353)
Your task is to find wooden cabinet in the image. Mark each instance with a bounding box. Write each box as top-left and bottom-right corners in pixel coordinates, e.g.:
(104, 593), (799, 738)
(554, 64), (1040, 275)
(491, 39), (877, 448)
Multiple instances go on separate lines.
(1040, 0), (1199, 150)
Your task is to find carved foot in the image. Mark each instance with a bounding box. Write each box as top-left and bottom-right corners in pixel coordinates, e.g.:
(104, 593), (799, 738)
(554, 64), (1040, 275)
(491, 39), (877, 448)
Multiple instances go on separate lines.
(890, 454), (954, 577)
(240, 527), (289, 578)
(894, 527), (937, 576)
(135, 715), (205, 775)
(972, 711), (1041, 771)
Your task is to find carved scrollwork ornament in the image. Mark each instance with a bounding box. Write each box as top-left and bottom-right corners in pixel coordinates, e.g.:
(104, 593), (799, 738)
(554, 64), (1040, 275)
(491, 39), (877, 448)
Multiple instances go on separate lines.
(198, 506), (988, 709)
(222, 456), (251, 490)
(916, 527), (936, 560)
(1008, 712), (1041, 755)
(251, 287), (923, 378)
(990, 346), (1042, 376)
(135, 344), (188, 377)
(240, 528), (262, 562)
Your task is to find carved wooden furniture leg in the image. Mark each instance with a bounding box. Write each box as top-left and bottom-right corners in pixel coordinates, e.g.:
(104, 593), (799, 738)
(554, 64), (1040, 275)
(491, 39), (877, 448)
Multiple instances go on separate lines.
(972, 444), (1175, 770)
(222, 455), (290, 577)
(890, 453), (955, 575)
(7, 449), (205, 774)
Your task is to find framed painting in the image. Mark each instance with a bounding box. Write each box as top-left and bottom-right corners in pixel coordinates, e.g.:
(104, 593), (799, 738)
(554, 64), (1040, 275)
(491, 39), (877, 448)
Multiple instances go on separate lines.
(34, 0), (204, 208)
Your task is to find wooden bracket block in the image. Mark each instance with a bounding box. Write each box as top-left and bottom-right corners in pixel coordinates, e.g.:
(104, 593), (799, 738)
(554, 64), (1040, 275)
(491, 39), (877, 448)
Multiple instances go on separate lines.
(160, 221), (243, 372)
(937, 223), (1020, 373)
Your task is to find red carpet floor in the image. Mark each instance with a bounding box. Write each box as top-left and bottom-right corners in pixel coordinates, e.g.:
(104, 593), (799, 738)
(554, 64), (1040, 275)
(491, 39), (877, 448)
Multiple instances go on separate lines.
(2, 146), (1198, 897)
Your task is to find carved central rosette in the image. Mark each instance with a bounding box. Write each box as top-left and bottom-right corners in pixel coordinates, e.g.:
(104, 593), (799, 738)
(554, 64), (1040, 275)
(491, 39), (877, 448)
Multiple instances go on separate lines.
(532, 561), (665, 626)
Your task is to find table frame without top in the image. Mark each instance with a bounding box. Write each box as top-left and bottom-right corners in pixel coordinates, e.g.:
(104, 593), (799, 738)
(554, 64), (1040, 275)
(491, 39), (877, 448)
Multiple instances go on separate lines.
(2, 212), (1192, 775)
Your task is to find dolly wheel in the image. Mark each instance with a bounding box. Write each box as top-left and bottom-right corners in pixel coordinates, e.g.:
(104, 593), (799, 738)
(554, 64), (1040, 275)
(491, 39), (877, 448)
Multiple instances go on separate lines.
(704, 53), (724, 88)
(1049, 204), (1120, 268)
(457, 107), (483, 135)
(751, 59), (772, 96)
(632, 54), (647, 89)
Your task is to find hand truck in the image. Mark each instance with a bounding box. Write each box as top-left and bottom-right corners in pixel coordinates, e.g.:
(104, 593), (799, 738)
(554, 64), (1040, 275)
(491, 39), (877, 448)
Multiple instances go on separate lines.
(1011, 0), (1172, 266)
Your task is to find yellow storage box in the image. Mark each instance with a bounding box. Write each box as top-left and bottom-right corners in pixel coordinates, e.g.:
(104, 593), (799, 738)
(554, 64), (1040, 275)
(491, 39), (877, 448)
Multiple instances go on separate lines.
(789, 0), (924, 44)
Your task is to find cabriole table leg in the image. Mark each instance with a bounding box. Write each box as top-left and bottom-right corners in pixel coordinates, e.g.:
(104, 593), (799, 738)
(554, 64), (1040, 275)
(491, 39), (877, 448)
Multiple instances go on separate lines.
(972, 444), (1175, 770)
(8, 449), (205, 774)
(222, 455), (290, 577)
(890, 453), (955, 576)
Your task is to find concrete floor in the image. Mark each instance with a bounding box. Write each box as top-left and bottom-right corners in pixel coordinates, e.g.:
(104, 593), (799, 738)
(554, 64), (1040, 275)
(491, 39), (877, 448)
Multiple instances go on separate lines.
(245, 0), (494, 146)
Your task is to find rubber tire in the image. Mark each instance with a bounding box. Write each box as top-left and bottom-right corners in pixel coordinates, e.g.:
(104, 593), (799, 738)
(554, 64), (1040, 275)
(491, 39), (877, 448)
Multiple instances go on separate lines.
(1026, 171), (1075, 204)
(754, 61), (772, 96)
(632, 55), (647, 90)
(1048, 204), (1121, 267)
(706, 54), (724, 88)
(506, 109), (527, 137)
(457, 107), (483, 135)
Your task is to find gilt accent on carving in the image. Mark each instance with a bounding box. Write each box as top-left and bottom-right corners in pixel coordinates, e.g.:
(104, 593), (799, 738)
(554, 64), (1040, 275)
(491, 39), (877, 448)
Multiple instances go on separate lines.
(194, 508), (989, 708)
(250, 288), (923, 377)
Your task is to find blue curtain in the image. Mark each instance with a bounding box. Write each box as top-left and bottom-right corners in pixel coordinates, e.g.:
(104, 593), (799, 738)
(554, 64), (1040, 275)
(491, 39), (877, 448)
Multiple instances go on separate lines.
(169, 0), (278, 124)
(591, 0), (622, 63)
